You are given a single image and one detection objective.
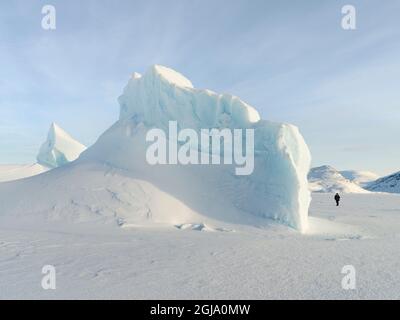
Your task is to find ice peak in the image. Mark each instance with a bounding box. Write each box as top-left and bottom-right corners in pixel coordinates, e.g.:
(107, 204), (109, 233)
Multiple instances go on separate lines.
(149, 64), (194, 88)
(118, 65), (260, 128)
(37, 123), (87, 168)
(131, 72), (142, 80)
(49, 122), (67, 137)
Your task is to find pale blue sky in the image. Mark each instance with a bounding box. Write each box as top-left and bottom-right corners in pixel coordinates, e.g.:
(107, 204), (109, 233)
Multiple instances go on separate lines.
(0, 0), (399, 175)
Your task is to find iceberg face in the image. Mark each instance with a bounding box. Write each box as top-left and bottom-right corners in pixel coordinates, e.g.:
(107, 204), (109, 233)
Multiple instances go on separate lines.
(84, 65), (311, 232)
(118, 65), (260, 131)
(37, 123), (87, 168)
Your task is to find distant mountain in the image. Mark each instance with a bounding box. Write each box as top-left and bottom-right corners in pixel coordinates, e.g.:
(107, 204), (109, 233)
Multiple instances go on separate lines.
(308, 165), (369, 193)
(340, 170), (380, 187)
(365, 171), (400, 194)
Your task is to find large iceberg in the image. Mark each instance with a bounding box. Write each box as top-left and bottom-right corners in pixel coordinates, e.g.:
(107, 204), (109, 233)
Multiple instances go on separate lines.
(82, 65), (311, 231)
(37, 123), (87, 168)
(0, 65), (311, 232)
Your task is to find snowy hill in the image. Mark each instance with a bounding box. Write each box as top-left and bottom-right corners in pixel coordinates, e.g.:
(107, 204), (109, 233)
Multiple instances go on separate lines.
(366, 171), (400, 193)
(340, 170), (380, 187)
(37, 123), (86, 168)
(0, 65), (311, 232)
(308, 165), (369, 193)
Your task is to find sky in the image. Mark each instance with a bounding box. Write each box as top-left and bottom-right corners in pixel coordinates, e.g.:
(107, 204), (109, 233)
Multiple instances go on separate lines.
(0, 0), (399, 176)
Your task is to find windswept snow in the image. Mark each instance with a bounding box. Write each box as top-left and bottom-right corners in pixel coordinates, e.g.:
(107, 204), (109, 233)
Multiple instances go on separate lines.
(1, 192), (400, 299)
(0, 163), (48, 183)
(0, 123), (86, 183)
(118, 65), (261, 126)
(366, 171), (400, 194)
(308, 165), (369, 193)
(37, 123), (86, 168)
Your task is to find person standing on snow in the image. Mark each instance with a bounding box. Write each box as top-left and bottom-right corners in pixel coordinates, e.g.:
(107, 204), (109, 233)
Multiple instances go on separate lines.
(334, 193), (341, 206)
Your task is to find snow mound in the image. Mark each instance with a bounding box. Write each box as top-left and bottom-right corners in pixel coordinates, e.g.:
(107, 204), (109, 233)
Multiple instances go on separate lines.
(340, 170), (380, 187)
(366, 171), (400, 193)
(37, 123), (87, 168)
(308, 165), (369, 193)
(0, 65), (311, 232)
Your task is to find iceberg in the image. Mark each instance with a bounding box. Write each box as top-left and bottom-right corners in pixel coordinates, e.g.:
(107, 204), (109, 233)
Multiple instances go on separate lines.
(37, 123), (87, 168)
(82, 65), (311, 231)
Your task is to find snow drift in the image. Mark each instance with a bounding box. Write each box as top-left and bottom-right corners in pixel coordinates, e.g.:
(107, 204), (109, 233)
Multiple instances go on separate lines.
(37, 122), (86, 168)
(0, 65), (311, 232)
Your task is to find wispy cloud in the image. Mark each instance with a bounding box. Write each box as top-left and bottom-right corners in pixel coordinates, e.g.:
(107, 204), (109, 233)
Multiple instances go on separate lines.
(0, 0), (399, 174)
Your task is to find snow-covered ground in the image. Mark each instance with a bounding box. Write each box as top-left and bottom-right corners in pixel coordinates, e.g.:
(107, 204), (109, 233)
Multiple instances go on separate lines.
(0, 164), (48, 183)
(1, 192), (399, 299)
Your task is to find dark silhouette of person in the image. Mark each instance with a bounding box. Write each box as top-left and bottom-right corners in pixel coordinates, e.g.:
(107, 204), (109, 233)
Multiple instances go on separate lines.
(334, 193), (341, 206)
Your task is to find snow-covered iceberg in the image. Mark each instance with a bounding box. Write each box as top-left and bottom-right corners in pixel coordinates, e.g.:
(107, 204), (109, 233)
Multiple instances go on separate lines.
(37, 123), (87, 168)
(82, 65), (311, 231)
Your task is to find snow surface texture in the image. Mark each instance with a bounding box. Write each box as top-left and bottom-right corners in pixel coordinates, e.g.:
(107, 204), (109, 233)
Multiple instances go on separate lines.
(37, 123), (86, 168)
(308, 165), (369, 193)
(1, 193), (400, 299)
(340, 170), (380, 187)
(0, 164), (48, 183)
(0, 65), (311, 232)
(366, 171), (400, 194)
